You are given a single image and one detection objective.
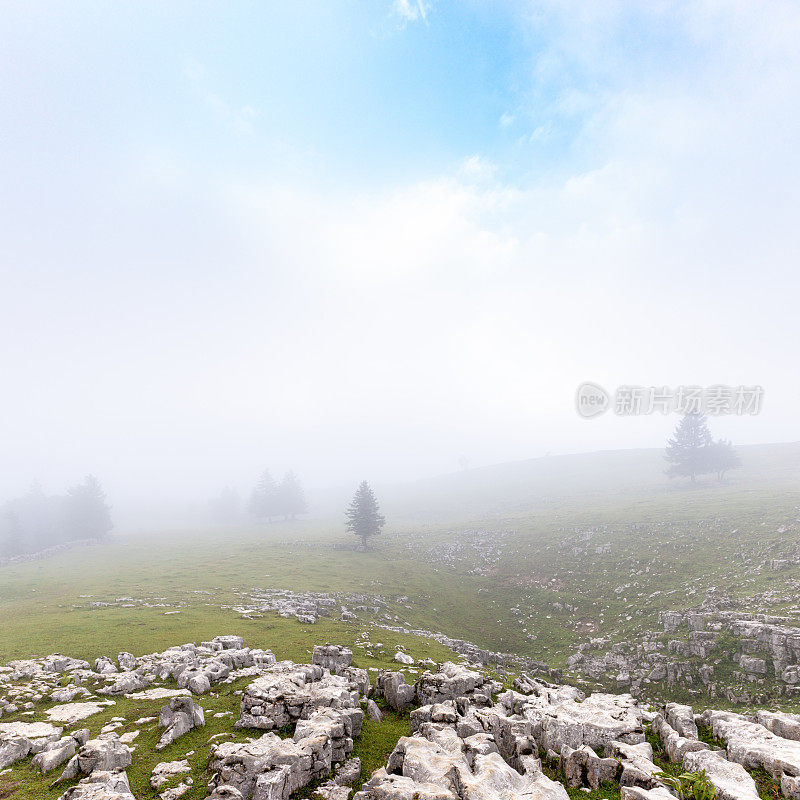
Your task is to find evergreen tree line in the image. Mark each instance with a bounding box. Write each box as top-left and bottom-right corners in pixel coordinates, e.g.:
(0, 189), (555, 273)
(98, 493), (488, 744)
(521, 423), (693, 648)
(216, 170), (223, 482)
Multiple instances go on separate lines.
(0, 476), (113, 558)
(665, 413), (741, 482)
(248, 470), (307, 521)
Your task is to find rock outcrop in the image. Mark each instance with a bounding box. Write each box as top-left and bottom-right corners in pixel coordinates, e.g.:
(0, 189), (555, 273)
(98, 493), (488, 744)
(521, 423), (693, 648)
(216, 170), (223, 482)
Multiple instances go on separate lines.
(156, 696), (205, 750)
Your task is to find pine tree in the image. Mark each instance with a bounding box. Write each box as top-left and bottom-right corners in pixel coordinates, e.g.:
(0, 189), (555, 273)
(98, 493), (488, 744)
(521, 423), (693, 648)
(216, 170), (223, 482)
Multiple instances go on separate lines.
(249, 470), (277, 521)
(0, 510), (24, 557)
(707, 439), (742, 481)
(63, 475), (113, 540)
(664, 413), (713, 482)
(277, 471), (307, 519)
(345, 481), (385, 548)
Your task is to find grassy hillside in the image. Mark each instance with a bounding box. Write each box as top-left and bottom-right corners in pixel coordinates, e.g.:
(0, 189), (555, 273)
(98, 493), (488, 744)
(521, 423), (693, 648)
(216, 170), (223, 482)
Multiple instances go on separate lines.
(378, 441), (800, 523)
(1, 442), (799, 689)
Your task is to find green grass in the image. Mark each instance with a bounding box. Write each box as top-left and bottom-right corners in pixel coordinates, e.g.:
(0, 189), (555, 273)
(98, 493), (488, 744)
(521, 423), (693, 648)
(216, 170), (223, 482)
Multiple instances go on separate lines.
(2, 463), (800, 681)
(3, 443), (800, 798)
(350, 703), (409, 786)
(748, 767), (783, 800)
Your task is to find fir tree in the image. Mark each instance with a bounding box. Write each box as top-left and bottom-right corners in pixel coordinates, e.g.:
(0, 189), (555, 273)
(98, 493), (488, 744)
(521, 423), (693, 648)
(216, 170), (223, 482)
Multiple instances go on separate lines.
(707, 438), (742, 481)
(277, 471), (307, 519)
(248, 470), (277, 521)
(665, 413), (713, 482)
(345, 481), (385, 548)
(0, 510), (24, 557)
(63, 475), (113, 540)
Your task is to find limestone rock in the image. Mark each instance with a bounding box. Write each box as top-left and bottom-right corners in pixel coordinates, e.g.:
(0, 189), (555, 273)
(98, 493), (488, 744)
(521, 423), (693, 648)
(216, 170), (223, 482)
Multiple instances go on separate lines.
(665, 704), (698, 739)
(151, 759), (192, 790)
(117, 653), (137, 672)
(366, 699), (382, 723)
(374, 672), (415, 713)
(652, 713), (709, 763)
(46, 701), (115, 725)
(701, 710), (800, 784)
(32, 736), (77, 773)
(238, 662), (360, 730)
(560, 744), (620, 789)
(606, 741), (660, 788)
(756, 711), (800, 742)
(415, 662), (495, 707)
(313, 645), (353, 674)
(57, 769), (136, 800)
(98, 671), (150, 696)
(157, 696), (205, 750)
(57, 733), (132, 782)
(0, 721), (63, 769)
(621, 788), (676, 800)
(683, 748), (760, 800)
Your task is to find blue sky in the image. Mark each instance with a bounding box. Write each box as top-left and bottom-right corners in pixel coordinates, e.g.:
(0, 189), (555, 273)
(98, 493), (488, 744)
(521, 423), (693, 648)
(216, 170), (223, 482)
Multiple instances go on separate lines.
(2, 1), (712, 187)
(4, 2), (525, 183)
(1, 1), (799, 511)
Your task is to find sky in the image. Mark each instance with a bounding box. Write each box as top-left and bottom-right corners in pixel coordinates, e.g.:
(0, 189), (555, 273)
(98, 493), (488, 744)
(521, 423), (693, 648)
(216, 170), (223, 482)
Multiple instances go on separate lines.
(1, 0), (799, 514)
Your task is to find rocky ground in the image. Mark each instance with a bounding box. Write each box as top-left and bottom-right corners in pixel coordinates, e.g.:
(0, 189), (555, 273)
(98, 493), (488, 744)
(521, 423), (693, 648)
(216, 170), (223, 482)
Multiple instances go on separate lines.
(567, 591), (800, 705)
(2, 634), (800, 800)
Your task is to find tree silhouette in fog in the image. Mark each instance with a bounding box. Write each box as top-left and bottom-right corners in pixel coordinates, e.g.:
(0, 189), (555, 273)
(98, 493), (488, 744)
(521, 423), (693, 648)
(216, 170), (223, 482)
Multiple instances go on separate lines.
(345, 481), (385, 549)
(665, 413), (741, 482)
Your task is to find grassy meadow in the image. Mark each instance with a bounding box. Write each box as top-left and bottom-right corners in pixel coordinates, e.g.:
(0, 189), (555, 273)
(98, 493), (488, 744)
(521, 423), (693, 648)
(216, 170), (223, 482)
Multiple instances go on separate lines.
(1, 443), (799, 669)
(2, 444), (800, 799)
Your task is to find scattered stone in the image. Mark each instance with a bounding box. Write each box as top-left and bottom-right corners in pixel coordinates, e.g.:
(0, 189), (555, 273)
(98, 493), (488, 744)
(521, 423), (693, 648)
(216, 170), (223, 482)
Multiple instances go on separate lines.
(32, 736), (78, 773)
(56, 769), (135, 800)
(151, 759), (191, 790)
(46, 701), (115, 725)
(0, 722), (63, 769)
(125, 688), (191, 701)
(366, 699), (382, 723)
(313, 645), (353, 674)
(157, 696), (205, 750)
(56, 733), (133, 782)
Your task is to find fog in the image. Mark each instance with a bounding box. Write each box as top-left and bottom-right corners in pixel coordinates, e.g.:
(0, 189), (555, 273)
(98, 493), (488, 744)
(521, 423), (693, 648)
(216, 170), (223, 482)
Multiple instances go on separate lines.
(2, 2), (799, 529)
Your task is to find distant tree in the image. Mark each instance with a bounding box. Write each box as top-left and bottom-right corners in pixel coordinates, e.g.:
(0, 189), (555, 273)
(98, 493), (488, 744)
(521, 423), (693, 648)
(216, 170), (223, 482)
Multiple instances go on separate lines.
(665, 413), (713, 482)
(249, 470), (278, 521)
(706, 439), (742, 481)
(345, 481), (385, 549)
(458, 455), (469, 471)
(0, 510), (25, 557)
(63, 475), (113, 540)
(276, 471), (307, 520)
(20, 480), (56, 550)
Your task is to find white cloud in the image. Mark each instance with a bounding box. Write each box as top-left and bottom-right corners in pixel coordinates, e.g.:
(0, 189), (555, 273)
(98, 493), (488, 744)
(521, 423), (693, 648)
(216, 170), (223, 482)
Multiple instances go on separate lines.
(459, 155), (497, 183)
(3, 0), (799, 499)
(392, 0), (431, 26)
(211, 0), (800, 466)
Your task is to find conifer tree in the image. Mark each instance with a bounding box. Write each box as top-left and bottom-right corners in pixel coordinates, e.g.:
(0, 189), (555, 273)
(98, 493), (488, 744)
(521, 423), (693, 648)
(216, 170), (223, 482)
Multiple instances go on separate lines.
(63, 475), (113, 540)
(248, 470), (277, 521)
(665, 413), (713, 481)
(345, 481), (385, 548)
(707, 439), (742, 481)
(277, 471), (308, 519)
